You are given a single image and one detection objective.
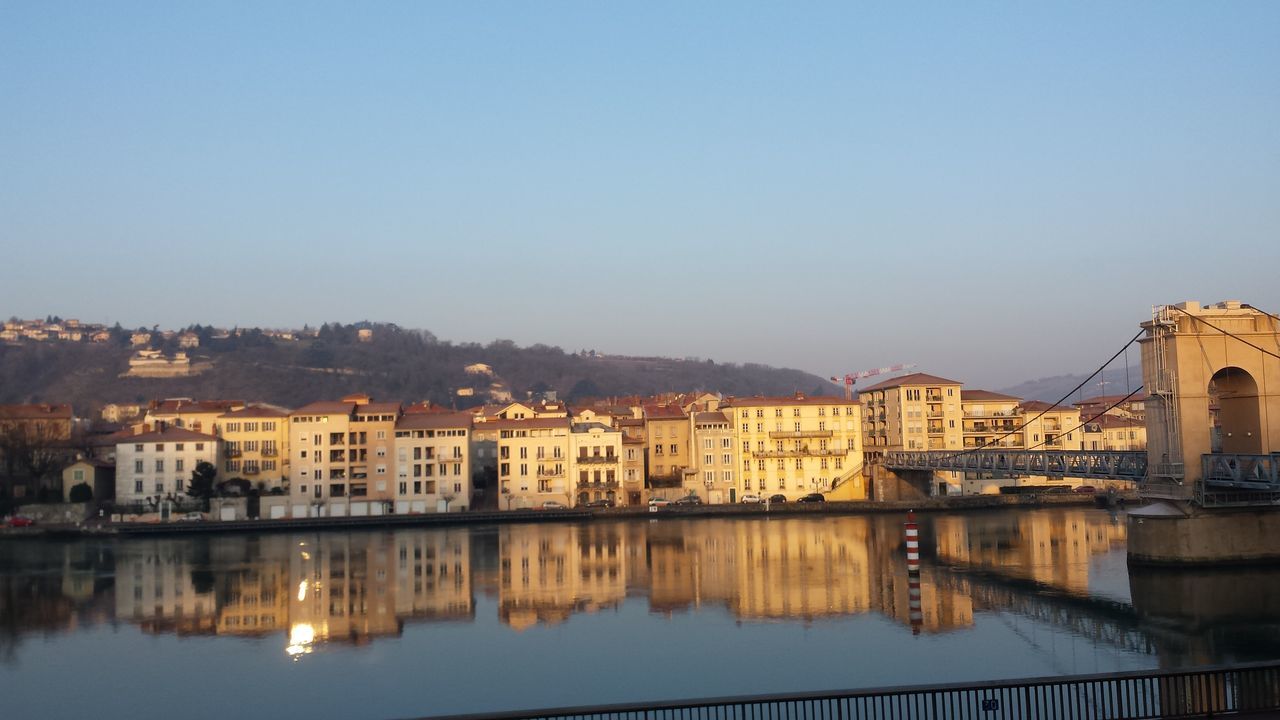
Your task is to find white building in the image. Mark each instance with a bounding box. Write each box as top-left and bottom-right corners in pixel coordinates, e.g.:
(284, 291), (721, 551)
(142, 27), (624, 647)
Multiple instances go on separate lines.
(114, 427), (219, 505)
(393, 411), (472, 513)
(568, 420), (623, 507)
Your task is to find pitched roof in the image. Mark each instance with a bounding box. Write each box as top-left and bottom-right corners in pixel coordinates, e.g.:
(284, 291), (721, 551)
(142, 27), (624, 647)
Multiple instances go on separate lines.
(149, 399), (244, 414)
(118, 426), (218, 444)
(858, 373), (963, 392)
(219, 404), (290, 419)
(961, 390), (1021, 403)
(292, 401), (357, 415)
(1085, 414), (1145, 429)
(1019, 400), (1077, 413)
(0, 403), (73, 420)
(643, 405), (687, 420)
(354, 401), (402, 415)
(396, 412), (473, 431)
(480, 417), (571, 431)
(693, 411), (730, 424)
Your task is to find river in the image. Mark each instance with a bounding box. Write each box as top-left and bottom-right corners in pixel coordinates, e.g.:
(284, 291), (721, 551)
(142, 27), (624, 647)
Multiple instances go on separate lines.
(3, 508), (1280, 719)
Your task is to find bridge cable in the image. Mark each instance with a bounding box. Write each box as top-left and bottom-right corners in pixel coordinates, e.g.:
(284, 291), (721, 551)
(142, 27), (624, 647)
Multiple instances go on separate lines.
(1021, 385), (1145, 453)
(933, 329), (1145, 462)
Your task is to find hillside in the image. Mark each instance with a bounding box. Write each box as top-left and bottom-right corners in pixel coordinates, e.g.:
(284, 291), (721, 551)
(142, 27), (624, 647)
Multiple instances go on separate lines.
(0, 323), (839, 414)
(997, 372), (1142, 404)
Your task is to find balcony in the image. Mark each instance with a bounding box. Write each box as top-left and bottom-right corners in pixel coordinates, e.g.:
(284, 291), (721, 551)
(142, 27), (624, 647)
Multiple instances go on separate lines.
(262, 447), (278, 458)
(243, 466), (260, 475)
(927, 426), (945, 435)
(537, 468), (564, 479)
(576, 455), (618, 464)
(769, 430), (833, 439)
(926, 410), (944, 418)
(577, 480), (619, 489)
(225, 448), (242, 458)
(754, 447), (849, 458)
(926, 393), (943, 402)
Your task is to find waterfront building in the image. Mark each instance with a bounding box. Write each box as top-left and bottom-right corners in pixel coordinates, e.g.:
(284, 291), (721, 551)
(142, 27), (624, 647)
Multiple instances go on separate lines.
(493, 417), (572, 509)
(213, 405), (290, 491)
(1083, 413), (1147, 451)
(960, 390), (1025, 450)
(568, 418), (623, 507)
(860, 373), (964, 495)
(616, 417), (647, 506)
(1075, 393), (1147, 421)
(113, 426), (219, 505)
(393, 411), (472, 512)
(690, 410), (735, 503)
(287, 394), (401, 516)
(0, 402), (75, 501)
(723, 393), (866, 501)
(61, 458), (115, 502)
(1018, 401), (1084, 451)
(144, 398), (245, 434)
(644, 404), (691, 498)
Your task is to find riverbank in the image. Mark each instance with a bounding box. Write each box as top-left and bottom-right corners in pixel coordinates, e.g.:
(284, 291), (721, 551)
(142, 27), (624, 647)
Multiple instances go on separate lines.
(1, 491), (1129, 538)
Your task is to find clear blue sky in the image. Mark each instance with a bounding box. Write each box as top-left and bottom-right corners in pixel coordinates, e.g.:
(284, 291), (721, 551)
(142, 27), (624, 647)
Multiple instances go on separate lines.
(3, 2), (1278, 389)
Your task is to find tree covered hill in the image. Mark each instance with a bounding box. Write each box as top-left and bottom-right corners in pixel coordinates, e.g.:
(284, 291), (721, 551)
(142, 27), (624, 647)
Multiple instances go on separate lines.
(0, 323), (840, 414)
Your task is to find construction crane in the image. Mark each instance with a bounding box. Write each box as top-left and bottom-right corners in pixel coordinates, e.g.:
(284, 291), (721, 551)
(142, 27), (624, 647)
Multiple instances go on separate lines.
(830, 364), (918, 401)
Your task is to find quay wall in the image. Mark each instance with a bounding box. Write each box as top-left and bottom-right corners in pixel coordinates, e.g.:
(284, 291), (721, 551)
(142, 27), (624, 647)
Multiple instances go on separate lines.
(1128, 505), (1280, 565)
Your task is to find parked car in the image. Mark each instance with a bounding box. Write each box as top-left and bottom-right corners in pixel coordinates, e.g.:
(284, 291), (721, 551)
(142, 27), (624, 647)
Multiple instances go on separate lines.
(178, 512), (204, 521)
(540, 500), (566, 509)
(5, 516), (35, 528)
(767, 494), (787, 504)
(583, 499), (615, 508)
(740, 494), (762, 504)
(674, 495), (703, 505)
(797, 493), (826, 503)
(648, 497), (671, 507)
(1072, 485), (1097, 494)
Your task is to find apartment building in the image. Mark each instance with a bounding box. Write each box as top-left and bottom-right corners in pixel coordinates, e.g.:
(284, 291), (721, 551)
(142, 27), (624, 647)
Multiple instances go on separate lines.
(617, 417), (647, 506)
(690, 411), (735, 503)
(393, 411), (471, 513)
(860, 373), (964, 456)
(644, 405), (690, 494)
(568, 419), (623, 507)
(1083, 414), (1147, 451)
(1019, 401), (1084, 451)
(494, 417), (571, 509)
(959, 390), (1024, 450)
(1075, 394), (1147, 422)
(724, 393), (866, 501)
(114, 426), (219, 505)
(214, 405), (290, 490)
(287, 394), (400, 516)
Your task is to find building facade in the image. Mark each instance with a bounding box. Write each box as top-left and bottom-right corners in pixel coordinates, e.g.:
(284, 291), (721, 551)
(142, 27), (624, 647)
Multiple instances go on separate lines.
(494, 417), (571, 509)
(214, 405), (290, 491)
(114, 427), (219, 505)
(393, 412), (472, 513)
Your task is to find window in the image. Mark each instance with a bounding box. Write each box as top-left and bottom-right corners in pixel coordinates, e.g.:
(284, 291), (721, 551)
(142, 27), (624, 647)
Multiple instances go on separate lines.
(175, 443), (184, 451)
(196, 443), (204, 451)
(175, 459), (184, 472)
(134, 480), (143, 493)
(669, 444), (678, 455)
(134, 444), (143, 452)
(703, 438), (713, 449)
(134, 460), (143, 474)
(155, 443), (164, 451)
(155, 459), (164, 472)
(722, 453), (731, 464)
(704, 453), (713, 465)
(755, 409), (763, 418)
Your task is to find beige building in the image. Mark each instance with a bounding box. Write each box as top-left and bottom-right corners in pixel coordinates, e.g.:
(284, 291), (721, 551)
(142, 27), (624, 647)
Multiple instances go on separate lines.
(689, 411), (736, 503)
(494, 417), (571, 509)
(393, 411), (472, 513)
(861, 373), (964, 496)
(214, 405), (290, 490)
(1018, 401), (1083, 451)
(644, 404), (691, 497)
(288, 394), (400, 517)
(724, 393), (866, 501)
(617, 417), (647, 506)
(569, 419), (623, 507)
(114, 426), (219, 505)
(1083, 414), (1147, 451)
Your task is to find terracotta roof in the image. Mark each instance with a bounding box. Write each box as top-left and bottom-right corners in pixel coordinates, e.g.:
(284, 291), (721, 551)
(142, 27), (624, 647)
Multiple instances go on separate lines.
(118, 427), (218, 444)
(396, 412), (473, 430)
(720, 394), (849, 408)
(219, 404), (290, 419)
(1085, 414), (1145, 429)
(403, 402), (453, 415)
(0, 403), (73, 420)
(355, 402), (402, 415)
(858, 373), (963, 392)
(1019, 400), (1077, 413)
(1075, 393), (1148, 407)
(292, 401), (357, 415)
(693, 411), (730, 424)
(149, 399), (244, 414)
(643, 405), (687, 420)
(961, 390), (1021, 403)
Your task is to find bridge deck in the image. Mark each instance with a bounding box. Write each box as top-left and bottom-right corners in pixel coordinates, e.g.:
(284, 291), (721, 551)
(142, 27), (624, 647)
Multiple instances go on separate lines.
(883, 449), (1147, 481)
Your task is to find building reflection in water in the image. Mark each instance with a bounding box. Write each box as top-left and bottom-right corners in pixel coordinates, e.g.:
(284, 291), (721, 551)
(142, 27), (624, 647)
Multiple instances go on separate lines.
(11, 509), (1280, 668)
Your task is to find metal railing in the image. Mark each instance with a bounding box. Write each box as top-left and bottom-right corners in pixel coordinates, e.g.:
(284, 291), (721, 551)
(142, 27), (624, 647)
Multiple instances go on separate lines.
(1202, 453), (1280, 489)
(410, 661), (1280, 720)
(884, 450), (1147, 481)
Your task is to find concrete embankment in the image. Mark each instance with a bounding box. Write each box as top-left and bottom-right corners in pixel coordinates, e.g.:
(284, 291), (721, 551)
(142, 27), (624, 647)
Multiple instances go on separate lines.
(1, 492), (1127, 539)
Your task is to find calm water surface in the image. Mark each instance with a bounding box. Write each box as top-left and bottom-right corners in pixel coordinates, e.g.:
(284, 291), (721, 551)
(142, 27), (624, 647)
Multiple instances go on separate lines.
(3, 508), (1280, 719)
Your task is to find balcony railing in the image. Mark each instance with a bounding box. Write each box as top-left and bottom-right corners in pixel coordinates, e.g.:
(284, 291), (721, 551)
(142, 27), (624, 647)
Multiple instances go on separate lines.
(769, 430), (833, 439)
(753, 448), (849, 458)
(537, 469), (564, 478)
(927, 426), (945, 435)
(261, 447), (278, 457)
(576, 480), (619, 489)
(224, 448), (242, 458)
(575, 455), (618, 464)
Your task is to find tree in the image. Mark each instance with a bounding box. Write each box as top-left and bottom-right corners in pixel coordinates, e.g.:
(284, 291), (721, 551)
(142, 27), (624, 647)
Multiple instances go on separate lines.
(187, 461), (217, 500)
(69, 482), (93, 503)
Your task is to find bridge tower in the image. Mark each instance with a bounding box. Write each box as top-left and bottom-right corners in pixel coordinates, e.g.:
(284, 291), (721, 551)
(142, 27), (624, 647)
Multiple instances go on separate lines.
(1131, 300), (1280, 563)
(1140, 300), (1280, 496)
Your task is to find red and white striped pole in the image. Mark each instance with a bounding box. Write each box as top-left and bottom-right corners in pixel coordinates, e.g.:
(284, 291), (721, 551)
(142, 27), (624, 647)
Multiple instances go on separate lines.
(904, 510), (920, 572)
(905, 510), (923, 635)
